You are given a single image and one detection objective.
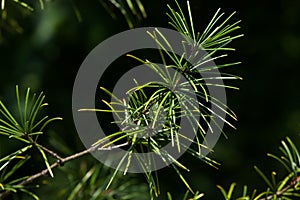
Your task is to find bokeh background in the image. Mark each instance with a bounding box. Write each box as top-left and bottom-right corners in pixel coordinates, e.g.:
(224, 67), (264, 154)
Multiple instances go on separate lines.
(0, 0), (300, 199)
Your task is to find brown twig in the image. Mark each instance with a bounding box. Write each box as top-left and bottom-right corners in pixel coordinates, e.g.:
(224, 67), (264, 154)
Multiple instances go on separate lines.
(0, 142), (129, 199)
(258, 175), (300, 200)
(34, 142), (63, 161)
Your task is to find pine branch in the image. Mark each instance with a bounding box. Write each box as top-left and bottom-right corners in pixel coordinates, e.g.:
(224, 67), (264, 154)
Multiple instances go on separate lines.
(258, 175), (300, 200)
(0, 141), (129, 199)
(33, 142), (63, 161)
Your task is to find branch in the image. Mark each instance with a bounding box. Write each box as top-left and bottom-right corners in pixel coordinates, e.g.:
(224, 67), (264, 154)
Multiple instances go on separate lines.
(34, 142), (63, 161)
(0, 141), (129, 199)
(258, 175), (300, 200)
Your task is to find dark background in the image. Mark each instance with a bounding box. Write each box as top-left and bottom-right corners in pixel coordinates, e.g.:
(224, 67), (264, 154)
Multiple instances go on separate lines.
(0, 0), (300, 199)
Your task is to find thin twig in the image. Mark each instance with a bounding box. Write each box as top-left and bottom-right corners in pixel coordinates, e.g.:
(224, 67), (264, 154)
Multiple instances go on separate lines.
(258, 176), (300, 200)
(0, 142), (129, 199)
(98, 142), (129, 150)
(34, 142), (63, 161)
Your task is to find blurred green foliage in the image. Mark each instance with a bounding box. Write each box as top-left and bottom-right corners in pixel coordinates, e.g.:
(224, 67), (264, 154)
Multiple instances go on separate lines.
(0, 0), (300, 199)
